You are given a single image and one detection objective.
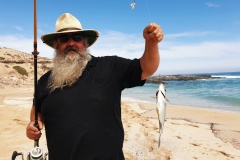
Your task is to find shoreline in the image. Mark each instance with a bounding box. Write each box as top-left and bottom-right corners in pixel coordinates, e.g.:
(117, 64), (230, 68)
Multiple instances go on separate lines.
(0, 87), (240, 159)
(122, 97), (240, 114)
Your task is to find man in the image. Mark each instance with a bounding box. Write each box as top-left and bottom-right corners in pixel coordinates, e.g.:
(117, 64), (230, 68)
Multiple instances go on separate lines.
(26, 13), (163, 159)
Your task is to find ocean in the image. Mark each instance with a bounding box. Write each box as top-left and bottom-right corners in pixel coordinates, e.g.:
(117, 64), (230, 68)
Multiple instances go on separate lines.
(122, 71), (240, 113)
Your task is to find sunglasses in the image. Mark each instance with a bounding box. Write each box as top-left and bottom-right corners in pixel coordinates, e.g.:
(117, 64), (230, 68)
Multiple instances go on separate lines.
(57, 34), (85, 43)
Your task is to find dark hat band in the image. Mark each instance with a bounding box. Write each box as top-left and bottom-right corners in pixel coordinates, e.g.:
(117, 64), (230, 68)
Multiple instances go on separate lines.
(57, 27), (81, 32)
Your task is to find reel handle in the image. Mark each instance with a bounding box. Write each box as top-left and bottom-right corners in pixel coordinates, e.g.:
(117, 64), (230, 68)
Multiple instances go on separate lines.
(12, 151), (23, 160)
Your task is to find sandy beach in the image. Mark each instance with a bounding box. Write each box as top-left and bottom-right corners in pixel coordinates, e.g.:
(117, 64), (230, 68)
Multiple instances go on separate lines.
(0, 87), (240, 160)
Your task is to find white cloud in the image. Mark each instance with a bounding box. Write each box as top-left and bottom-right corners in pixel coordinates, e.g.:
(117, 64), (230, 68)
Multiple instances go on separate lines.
(0, 34), (54, 58)
(1, 30), (239, 75)
(90, 30), (144, 59)
(90, 31), (240, 75)
(206, 2), (221, 8)
(158, 40), (240, 74)
(166, 31), (217, 39)
(12, 26), (24, 31)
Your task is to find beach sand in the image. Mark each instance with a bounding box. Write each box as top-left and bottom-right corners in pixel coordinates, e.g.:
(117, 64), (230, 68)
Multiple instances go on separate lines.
(0, 87), (240, 160)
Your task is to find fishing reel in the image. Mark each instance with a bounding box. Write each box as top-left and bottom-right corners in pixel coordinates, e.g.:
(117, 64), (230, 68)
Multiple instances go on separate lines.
(12, 147), (48, 160)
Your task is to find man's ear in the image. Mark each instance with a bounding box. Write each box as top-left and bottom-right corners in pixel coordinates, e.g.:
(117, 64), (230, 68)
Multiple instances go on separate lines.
(53, 40), (58, 49)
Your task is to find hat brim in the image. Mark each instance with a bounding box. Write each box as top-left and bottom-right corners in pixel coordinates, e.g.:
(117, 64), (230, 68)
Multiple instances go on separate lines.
(41, 30), (99, 49)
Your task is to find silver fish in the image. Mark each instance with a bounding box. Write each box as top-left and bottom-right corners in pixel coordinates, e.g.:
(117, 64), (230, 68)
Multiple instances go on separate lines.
(156, 83), (167, 148)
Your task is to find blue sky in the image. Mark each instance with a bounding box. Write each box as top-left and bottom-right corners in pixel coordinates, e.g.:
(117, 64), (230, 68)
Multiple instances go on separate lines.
(0, 0), (240, 75)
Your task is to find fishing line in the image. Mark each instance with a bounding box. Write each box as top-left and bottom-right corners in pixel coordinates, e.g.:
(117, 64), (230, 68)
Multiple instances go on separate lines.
(145, 0), (152, 22)
(131, 0), (152, 22)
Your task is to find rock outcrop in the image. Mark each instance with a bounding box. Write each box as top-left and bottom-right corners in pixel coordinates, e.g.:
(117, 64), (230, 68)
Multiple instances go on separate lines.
(146, 74), (217, 83)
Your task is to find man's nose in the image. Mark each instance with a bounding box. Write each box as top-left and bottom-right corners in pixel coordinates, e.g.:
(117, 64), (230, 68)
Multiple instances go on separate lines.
(66, 38), (75, 46)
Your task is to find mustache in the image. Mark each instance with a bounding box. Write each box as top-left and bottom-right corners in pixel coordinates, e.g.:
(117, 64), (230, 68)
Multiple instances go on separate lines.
(64, 46), (79, 53)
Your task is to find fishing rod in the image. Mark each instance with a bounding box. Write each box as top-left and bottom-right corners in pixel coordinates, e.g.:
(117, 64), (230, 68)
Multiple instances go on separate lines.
(12, 0), (48, 159)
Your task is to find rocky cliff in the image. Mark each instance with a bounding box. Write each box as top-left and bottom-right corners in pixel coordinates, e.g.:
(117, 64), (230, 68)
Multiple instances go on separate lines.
(0, 47), (52, 88)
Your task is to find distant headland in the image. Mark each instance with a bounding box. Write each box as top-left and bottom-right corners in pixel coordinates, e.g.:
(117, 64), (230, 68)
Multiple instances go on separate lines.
(146, 74), (219, 83)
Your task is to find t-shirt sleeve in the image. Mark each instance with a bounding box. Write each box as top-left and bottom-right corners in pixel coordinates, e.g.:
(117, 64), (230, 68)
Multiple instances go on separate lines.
(115, 56), (146, 89)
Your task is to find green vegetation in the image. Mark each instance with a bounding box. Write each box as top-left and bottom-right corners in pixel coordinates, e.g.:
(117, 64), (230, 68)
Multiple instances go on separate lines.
(13, 66), (28, 76)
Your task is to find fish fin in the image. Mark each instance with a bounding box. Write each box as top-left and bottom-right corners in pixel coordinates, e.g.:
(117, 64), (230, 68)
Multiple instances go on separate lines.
(166, 98), (170, 102)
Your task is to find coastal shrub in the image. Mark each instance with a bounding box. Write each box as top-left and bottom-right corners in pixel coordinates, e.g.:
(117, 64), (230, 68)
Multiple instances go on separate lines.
(5, 64), (9, 68)
(0, 57), (5, 60)
(13, 66), (28, 76)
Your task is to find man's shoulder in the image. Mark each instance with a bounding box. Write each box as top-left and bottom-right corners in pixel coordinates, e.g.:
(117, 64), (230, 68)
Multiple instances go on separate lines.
(90, 55), (118, 65)
(94, 55), (129, 63)
(38, 70), (51, 83)
(93, 55), (117, 60)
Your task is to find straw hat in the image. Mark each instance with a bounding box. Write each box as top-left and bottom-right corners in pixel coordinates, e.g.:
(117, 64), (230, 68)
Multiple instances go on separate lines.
(41, 13), (99, 48)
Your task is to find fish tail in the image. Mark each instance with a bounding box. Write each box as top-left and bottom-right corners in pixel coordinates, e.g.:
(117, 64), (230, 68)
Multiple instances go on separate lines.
(158, 123), (162, 148)
(158, 134), (161, 148)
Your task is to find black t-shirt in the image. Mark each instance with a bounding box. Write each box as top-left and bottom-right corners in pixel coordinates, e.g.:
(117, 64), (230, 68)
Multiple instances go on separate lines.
(35, 56), (145, 160)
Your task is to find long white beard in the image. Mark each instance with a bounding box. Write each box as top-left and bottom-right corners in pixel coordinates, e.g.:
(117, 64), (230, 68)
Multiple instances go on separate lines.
(47, 46), (91, 92)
